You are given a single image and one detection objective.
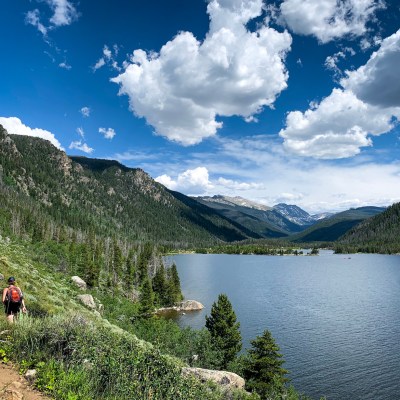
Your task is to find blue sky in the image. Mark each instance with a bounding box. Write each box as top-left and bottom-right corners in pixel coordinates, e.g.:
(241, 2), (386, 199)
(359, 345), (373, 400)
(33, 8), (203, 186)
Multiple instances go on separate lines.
(1, 0), (400, 213)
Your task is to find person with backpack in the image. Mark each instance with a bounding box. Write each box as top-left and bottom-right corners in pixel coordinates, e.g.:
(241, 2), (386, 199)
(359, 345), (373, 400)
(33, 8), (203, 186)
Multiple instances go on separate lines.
(2, 276), (27, 323)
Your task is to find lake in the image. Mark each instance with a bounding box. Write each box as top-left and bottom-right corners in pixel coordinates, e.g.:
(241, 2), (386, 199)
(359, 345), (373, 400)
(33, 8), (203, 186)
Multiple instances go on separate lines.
(166, 251), (400, 400)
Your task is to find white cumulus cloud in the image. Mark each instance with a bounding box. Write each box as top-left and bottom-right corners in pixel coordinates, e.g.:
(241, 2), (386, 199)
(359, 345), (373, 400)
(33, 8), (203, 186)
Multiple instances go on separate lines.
(47, 0), (78, 27)
(156, 167), (214, 194)
(68, 140), (94, 154)
(277, 0), (384, 43)
(112, 0), (292, 145)
(342, 29), (400, 108)
(280, 30), (400, 160)
(99, 127), (116, 140)
(279, 89), (397, 159)
(0, 116), (63, 150)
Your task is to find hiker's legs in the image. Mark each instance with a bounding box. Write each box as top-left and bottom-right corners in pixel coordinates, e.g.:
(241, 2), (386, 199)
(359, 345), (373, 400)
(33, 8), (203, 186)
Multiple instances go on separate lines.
(6, 313), (14, 323)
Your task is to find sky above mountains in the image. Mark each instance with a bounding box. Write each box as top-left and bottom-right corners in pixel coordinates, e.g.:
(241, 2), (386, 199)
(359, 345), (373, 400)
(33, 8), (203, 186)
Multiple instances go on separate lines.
(1, 0), (399, 213)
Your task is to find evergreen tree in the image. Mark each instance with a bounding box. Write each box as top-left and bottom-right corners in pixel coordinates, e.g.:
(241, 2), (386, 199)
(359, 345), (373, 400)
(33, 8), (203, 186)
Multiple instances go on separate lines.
(139, 277), (155, 316)
(112, 239), (123, 286)
(205, 293), (242, 369)
(242, 329), (288, 399)
(166, 263), (183, 305)
(152, 263), (168, 306)
(125, 248), (135, 291)
(136, 242), (153, 286)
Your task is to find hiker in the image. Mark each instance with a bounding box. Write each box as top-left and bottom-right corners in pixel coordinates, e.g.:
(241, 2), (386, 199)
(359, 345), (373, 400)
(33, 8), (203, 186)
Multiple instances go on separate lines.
(2, 276), (27, 323)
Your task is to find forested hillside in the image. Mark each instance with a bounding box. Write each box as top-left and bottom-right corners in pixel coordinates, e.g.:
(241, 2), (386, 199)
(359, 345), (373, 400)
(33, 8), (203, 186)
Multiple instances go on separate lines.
(195, 195), (307, 237)
(289, 207), (385, 242)
(0, 125), (258, 247)
(335, 202), (400, 253)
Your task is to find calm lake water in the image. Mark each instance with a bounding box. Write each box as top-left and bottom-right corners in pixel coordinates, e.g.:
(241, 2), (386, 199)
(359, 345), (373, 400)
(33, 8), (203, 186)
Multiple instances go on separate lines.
(166, 251), (400, 400)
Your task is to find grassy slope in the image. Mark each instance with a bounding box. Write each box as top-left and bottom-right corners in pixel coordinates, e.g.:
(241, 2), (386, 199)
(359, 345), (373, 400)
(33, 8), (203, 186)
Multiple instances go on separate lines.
(0, 237), (255, 400)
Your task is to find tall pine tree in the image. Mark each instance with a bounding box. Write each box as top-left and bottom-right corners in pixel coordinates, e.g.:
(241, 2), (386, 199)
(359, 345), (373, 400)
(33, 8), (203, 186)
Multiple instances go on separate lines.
(205, 293), (242, 369)
(242, 329), (288, 399)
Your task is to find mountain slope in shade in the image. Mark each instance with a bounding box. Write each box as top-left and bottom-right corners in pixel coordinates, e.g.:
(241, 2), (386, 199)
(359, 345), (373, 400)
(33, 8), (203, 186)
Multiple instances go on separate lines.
(337, 202), (400, 252)
(0, 125), (258, 245)
(289, 206), (386, 242)
(195, 195), (309, 236)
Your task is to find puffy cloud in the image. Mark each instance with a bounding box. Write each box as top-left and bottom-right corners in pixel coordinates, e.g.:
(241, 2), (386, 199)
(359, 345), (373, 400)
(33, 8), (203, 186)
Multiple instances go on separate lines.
(280, 30), (400, 159)
(99, 127), (116, 140)
(216, 177), (265, 191)
(279, 89), (397, 159)
(68, 140), (94, 154)
(80, 107), (90, 117)
(342, 30), (400, 108)
(112, 0), (292, 145)
(156, 167), (213, 194)
(277, 0), (384, 43)
(151, 136), (400, 213)
(0, 116), (63, 150)
(47, 0), (78, 27)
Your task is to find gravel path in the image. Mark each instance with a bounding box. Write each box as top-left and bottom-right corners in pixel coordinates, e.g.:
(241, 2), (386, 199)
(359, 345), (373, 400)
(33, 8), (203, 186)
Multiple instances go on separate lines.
(0, 363), (51, 400)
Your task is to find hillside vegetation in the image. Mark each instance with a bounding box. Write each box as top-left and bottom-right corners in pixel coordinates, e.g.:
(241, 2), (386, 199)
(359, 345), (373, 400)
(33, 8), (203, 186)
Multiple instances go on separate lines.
(0, 126), (318, 399)
(288, 207), (385, 243)
(0, 238), (256, 400)
(335, 202), (400, 253)
(0, 125), (257, 248)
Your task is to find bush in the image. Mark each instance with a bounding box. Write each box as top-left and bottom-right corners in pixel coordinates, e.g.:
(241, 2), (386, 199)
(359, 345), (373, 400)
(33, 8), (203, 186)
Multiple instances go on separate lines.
(1, 314), (254, 400)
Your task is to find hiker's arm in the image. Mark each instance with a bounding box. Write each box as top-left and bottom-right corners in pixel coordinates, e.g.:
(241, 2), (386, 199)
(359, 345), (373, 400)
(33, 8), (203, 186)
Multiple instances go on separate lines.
(21, 292), (27, 312)
(2, 288), (7, 303)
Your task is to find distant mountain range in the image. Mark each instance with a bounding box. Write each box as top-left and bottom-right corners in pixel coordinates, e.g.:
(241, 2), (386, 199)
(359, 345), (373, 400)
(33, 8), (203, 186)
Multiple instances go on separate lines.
(0, 124), (391, 245)
(194, 195), (386, 242)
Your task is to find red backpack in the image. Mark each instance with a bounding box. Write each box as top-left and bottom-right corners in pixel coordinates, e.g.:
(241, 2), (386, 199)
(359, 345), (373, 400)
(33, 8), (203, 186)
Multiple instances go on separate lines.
(8, 285), (22, 304)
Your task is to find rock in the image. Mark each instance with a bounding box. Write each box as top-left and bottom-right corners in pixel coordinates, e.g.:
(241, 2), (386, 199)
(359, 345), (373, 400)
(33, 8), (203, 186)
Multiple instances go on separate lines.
(0, 274), (4, 281)
(24, 369), (37, 382)
(71, 276), (87, 290)
(77, 294), (96, 309)
(176, 300), (204, 311)
(182, 367), (245, 390)
(155, 300), (204, 314)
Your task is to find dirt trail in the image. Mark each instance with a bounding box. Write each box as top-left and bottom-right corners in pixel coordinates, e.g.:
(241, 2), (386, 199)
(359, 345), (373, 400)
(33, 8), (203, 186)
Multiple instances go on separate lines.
(0, 363), (51, 400)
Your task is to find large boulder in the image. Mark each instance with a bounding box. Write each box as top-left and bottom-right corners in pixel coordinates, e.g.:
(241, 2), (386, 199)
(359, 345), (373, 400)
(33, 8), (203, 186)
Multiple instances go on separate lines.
(182, 367), (245, 390)
(71, 276), (87, 290)
(176, 300), (204, 311)
(77, 294), (96, 310)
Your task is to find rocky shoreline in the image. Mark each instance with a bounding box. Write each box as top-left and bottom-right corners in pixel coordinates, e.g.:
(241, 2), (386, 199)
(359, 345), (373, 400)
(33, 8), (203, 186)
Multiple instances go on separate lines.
(156, 300), (204, 313)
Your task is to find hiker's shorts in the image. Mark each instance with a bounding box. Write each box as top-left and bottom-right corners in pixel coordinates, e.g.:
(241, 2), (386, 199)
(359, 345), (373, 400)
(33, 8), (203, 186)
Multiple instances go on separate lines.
(4, 302), (21, 315)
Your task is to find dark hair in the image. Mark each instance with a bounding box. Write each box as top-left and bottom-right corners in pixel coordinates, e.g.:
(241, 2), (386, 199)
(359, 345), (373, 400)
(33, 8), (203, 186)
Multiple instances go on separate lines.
(7, 276), (15, 284)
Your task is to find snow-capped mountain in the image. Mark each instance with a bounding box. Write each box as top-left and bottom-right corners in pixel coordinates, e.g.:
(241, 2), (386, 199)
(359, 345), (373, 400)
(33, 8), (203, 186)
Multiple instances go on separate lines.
(272, 203), (316, 226)
(311, 212), (335, 220)
(198, 195), (272, 211)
